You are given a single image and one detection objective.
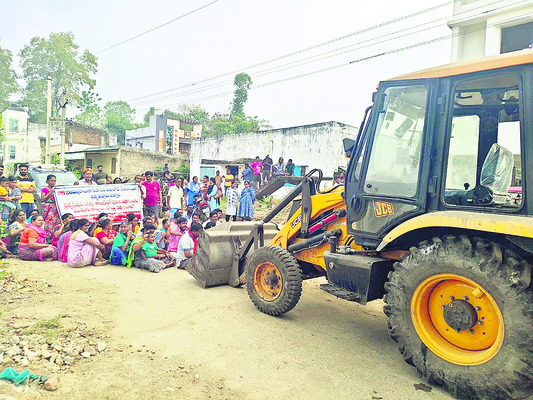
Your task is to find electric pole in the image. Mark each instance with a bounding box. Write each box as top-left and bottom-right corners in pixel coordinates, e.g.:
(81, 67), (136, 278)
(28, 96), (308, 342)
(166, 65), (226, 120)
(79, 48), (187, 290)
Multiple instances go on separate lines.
(46, 76), (52, 164)
(59, 91), (68, 166)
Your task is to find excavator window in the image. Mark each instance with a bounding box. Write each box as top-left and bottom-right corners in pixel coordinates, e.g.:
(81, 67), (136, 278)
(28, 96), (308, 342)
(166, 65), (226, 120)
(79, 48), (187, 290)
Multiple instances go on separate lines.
(364, 85), (428, 198)
(443, 73), (521, 207)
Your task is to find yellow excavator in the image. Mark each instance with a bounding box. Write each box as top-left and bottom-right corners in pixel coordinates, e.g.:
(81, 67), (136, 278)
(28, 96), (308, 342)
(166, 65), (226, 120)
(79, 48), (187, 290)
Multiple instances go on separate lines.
(187, 49), (533, 400)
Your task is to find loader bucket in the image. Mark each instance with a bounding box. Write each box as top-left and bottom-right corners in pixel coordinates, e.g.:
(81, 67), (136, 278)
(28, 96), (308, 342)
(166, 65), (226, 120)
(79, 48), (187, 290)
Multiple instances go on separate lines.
(186, 221), (279, 288)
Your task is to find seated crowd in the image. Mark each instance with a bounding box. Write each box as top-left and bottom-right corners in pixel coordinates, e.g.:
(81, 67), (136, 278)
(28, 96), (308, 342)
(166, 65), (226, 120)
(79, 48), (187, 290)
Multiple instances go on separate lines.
(0, 209), (206, 273)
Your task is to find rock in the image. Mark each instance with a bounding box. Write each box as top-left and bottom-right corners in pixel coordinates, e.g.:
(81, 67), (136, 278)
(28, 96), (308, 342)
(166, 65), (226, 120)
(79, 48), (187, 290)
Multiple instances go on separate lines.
(178, 365), (184, 369)
(20, 358), (29, 367)
(81, 352), (91, 358)
(97, 342), (106, 352)
(44, 376), (59, 391)
(55, 356), (63, 365)
(63, 356), (75, 365)
(26, 351), (37, 361)
(63, 346), (77, 357)
(10, 335), (20, 344)
(0, 353), (3, 364)
(218, 385), (223, 390)
(12, 355), (21, 363)
(6, 346), (21, 357)
(18, 341), (28, 348)
(49, 353), (58, 363)
(52, 343), (62, 352)
(42, 350), (52, 359)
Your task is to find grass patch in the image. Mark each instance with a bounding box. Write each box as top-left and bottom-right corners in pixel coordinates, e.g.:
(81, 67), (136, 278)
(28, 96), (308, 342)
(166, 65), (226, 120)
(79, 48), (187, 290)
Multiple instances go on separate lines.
(21, 315), (61, 336)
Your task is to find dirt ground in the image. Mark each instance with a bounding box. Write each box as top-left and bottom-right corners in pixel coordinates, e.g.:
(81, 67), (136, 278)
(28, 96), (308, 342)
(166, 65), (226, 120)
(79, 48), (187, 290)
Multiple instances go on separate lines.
(0, 258), (453, 400)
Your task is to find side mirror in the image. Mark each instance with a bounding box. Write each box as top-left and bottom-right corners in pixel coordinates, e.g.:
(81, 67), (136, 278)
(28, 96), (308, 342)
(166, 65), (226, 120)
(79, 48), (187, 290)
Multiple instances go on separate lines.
(343, 138), (356, 158)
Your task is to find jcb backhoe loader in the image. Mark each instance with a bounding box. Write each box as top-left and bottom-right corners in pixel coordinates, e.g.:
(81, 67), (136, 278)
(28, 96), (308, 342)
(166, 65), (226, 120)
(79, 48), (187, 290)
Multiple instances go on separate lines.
(187, 49), (533, 400)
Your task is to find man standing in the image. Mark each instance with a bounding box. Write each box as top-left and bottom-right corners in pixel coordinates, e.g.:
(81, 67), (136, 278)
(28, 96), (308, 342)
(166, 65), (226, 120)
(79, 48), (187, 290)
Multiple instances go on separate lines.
(261, 154), (273, 186)
(224, 168), (234, 196)
(175, 221), (202, 269)
(142, 171), (162, 225)
(168, 176), (184, 217)
(94, 165), (111, 184)
(78, 168), (96, 185)
(17, 164), (37, 215)
(134, 175), (146, 200)
(214, 170), (223, 190)
(250, 156), (262, 190)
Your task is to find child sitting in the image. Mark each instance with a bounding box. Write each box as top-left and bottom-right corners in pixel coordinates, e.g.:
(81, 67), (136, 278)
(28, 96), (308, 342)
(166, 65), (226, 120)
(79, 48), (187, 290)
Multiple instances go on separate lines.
(140, 233), (175, 269)
(0, 177), (16, 221)
(155, 218), (170, 249)
(111, 222), (133, 266)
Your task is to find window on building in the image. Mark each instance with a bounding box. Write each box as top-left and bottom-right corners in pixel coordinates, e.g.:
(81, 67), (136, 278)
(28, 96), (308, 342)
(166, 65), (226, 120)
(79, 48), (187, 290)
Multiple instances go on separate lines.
(501, 22), (533, 54)
(9, 119), (19, 132)
(111, 157), (117, 174)
(9, 146), (16, 160)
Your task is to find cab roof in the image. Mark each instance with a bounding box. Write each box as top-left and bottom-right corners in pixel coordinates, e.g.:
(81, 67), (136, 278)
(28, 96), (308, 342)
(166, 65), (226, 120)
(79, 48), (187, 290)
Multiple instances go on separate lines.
(389, 49), (533, 81)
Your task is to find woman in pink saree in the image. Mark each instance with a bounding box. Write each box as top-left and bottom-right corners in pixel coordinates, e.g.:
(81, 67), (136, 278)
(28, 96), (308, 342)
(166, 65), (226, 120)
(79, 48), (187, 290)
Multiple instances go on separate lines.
(18, 215), (57, 261)
(67, 219), (107, 268)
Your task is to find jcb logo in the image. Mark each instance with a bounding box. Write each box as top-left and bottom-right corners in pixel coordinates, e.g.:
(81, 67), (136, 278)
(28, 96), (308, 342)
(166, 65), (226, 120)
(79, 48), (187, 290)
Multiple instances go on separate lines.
(373, 201), (394, 218)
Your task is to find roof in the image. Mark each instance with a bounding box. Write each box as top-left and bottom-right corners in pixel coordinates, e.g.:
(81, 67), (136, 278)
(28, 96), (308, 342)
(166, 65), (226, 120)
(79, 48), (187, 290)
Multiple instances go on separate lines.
(390, 49), (533, 81)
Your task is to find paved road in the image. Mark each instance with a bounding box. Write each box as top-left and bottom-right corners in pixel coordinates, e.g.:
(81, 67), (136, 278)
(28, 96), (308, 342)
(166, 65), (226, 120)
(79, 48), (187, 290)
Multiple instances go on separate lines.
(4, 260), (453, 400)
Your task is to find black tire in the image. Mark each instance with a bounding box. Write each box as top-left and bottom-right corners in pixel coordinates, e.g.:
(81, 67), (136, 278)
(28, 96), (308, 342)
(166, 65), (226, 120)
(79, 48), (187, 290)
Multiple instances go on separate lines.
(384, 235), (533, 400)
(245, 245), (302, 316)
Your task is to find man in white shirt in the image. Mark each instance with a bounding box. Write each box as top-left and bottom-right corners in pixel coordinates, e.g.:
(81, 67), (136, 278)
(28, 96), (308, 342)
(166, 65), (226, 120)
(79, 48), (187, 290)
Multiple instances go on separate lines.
(176, 222), (203, 269)
(168, 176), (184, 217)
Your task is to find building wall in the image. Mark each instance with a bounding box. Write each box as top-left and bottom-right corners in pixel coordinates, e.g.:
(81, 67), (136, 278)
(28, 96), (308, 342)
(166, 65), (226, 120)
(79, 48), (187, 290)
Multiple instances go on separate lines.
(117, 147), (186, 177)
(190, 121), (357, 180)
(449, 0), (533, 61)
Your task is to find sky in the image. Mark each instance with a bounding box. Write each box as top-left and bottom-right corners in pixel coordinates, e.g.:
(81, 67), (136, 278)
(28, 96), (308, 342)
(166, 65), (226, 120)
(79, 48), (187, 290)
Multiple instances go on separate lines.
(0, 0), (456, 129)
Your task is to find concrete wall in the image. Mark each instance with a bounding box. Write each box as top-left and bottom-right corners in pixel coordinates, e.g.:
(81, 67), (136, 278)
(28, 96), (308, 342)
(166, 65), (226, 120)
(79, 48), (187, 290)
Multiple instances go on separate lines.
(118, 147), (186, 177)
(190, 121), (357, 180)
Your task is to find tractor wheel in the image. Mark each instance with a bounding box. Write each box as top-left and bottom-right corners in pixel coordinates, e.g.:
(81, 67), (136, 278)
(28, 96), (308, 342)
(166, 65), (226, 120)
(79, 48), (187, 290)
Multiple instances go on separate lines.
(384, 236), (532, 400)
(245, 245), (302, 316)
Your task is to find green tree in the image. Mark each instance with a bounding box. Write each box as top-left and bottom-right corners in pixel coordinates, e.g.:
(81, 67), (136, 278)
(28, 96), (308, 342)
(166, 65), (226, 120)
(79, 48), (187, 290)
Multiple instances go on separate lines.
(103, 101), (135, 145)
(230, 73), (253, 118)
(74, 89), (103, 128)
(19, 32), (97, 123)
(0, 44), (18, 112)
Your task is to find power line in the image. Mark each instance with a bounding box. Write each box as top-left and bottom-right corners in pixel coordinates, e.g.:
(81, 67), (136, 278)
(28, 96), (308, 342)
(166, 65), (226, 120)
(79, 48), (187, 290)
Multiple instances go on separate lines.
(97, 0), (219, 54)
(126, 0), (460, 102)
(153, 16), (518, 111)
(130, 0), (510, 107)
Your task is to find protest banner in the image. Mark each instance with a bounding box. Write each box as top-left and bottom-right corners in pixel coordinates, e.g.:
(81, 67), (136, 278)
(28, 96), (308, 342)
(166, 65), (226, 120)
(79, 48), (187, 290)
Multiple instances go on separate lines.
(54, 184), (143, 223)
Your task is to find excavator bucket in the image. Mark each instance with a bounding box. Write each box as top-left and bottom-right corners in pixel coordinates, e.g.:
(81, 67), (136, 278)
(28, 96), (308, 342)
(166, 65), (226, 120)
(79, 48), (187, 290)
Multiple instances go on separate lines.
(186, 221), (280, 288)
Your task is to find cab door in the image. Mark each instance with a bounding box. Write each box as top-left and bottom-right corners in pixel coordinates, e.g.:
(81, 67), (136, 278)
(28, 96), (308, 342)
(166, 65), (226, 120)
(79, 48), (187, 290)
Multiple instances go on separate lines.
(345, 81), (436, 248)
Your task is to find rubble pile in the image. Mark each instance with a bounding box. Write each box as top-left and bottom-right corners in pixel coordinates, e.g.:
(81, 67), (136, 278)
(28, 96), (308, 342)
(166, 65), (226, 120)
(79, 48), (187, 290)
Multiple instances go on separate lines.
(1, 320), (107, 373)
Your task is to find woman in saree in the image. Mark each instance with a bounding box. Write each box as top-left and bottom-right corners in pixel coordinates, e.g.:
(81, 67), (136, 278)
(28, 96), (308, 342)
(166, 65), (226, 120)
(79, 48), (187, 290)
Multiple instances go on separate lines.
(18, 214), (57, 261)
(206, 178), (219, 210)
(67, 219), (107, 267)
(95, 218), (117, 259)
(238, 181), (255, 221)
(7, 209), (26, 255)
(58, 219), (79, 263)
(184, 176), (200, 206)
(41, 175), (61, 242)
(50, 213), (73, 248)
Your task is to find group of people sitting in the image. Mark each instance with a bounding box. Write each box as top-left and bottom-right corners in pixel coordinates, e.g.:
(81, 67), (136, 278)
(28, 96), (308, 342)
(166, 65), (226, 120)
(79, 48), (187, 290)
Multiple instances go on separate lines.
(0, 209), (204, 273)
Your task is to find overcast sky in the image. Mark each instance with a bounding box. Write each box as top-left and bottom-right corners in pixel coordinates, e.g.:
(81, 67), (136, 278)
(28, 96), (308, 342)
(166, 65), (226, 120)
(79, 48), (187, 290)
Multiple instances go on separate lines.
(0, 0), (455, 129)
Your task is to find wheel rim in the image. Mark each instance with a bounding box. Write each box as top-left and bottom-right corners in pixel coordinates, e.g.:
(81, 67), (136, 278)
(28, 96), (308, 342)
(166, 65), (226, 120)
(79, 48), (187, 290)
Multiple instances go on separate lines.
(254, 262), (283, 301)
(411, 274), (504, 366)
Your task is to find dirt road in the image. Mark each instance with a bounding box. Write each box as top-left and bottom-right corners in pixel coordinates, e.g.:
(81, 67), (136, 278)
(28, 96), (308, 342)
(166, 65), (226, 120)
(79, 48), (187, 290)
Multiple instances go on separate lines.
(0, 259), (453, 400)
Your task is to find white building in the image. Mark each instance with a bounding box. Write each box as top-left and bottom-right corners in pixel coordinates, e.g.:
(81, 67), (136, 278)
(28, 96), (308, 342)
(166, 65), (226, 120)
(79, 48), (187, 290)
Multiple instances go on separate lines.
(448, 0), (533, 61)
(1, 106), (60, 165)
(125, 113), (202, 157)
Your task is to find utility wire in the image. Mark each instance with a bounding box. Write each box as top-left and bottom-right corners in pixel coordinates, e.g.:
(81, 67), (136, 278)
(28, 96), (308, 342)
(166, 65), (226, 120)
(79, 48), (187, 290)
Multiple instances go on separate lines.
(127, 0), (460, 102)
(130, 0), (511, 107)
(97, 0), (219, 54)
(153, 16), (517, 110)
